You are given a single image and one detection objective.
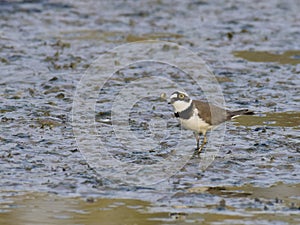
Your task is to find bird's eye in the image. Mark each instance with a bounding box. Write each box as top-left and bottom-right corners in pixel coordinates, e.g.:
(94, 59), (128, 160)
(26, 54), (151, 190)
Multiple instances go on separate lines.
(178, 93), (185, 99)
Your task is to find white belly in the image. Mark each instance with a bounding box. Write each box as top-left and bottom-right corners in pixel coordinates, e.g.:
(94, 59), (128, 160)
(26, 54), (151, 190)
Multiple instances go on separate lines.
(180, 114), (212, 134)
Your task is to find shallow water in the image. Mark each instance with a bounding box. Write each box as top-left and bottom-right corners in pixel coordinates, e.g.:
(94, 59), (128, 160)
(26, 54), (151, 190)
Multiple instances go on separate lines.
(0, 0), (299, 224)
(0, 183), (299, 225)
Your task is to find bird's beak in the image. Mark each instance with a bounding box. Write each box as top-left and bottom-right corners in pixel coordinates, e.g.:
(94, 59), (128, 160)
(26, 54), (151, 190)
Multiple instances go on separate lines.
(168, 98), (175, 105)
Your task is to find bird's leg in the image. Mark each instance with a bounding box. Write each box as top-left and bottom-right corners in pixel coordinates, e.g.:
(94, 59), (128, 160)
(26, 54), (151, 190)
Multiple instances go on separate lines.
(193, 132), (200, 150)
(198, 132), (207, 154)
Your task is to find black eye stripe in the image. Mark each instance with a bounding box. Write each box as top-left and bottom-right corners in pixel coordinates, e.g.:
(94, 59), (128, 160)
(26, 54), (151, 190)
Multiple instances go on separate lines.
(171, 96), (190, 102)
(170, 92), (190, 103)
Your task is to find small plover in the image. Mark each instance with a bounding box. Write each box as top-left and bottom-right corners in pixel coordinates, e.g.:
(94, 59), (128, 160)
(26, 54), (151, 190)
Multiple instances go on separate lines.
(169, 91), (253, 153)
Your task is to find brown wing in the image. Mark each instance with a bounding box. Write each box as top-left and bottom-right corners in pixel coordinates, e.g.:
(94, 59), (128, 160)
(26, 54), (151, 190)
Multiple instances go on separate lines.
(192, 100), (228, 125)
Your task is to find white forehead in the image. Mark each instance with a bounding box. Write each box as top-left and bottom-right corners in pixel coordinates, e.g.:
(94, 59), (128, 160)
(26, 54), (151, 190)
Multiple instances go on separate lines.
(170, 93), (177, 99)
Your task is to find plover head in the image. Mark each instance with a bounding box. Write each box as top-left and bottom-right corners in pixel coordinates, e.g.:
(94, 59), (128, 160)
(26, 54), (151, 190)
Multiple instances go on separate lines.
(169, 91), (192, 112)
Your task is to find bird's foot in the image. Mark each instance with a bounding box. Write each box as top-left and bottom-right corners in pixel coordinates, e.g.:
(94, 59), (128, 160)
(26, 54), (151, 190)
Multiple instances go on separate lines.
(197, 147), (203, 154)
(195, 143), (206, 155)
(192, 146), (203, 157)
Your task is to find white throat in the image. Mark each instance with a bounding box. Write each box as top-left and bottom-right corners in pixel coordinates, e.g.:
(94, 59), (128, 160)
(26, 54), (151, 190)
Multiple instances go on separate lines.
(172, 100), (192, 112)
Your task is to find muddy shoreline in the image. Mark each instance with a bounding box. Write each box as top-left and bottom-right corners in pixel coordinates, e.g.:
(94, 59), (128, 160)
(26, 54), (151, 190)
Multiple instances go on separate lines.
(0, 0), (299, 224)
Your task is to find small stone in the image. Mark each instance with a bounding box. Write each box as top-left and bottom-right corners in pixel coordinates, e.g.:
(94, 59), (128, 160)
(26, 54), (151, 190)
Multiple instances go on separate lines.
(49, 76), (58, 82)
(227, 32), (234, 40)
(55, 93), (65, 99)
(160, 92), (167, 100)
(86, 197), (95, 203)
(219, 199), (226, 208)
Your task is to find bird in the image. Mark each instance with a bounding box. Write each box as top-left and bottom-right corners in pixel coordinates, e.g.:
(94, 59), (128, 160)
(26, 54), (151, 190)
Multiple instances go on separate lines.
(169, 91), (254, 154)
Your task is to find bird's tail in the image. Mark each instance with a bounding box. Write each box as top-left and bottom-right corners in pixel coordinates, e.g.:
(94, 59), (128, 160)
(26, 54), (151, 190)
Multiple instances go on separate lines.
(227, 109), (254, 119)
